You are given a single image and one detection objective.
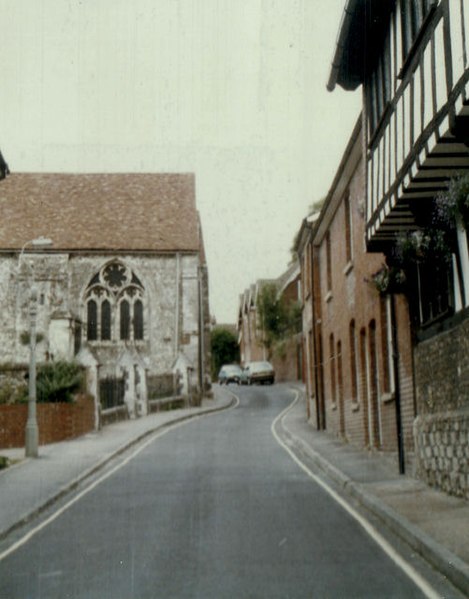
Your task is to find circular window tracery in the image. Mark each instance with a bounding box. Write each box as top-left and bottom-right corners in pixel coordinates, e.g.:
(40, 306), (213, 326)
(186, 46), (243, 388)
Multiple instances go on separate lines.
(103, 262), (129, 289)
(84, 261), (145, 342)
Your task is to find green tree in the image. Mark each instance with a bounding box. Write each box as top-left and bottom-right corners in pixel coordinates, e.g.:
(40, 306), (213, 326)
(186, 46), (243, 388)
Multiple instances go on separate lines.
(257, 283), (302, 358)
(210, 327), (240, 378)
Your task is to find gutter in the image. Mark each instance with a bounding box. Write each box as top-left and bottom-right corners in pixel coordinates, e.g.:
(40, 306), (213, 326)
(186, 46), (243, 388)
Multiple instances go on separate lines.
(327, 0), (358, 92)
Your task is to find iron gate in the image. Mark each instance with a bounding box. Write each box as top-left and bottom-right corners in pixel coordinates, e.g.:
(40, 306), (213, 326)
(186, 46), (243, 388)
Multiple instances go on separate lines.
(99, 376), (125, 410)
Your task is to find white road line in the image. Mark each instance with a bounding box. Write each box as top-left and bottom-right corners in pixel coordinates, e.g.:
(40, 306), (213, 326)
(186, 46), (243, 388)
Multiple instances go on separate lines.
(271, 390), (440, 599)
(0, 395), (240, 563)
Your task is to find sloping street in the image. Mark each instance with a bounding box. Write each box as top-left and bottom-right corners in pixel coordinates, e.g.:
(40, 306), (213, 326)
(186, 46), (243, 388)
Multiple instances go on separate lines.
(0, 386), (460, 598)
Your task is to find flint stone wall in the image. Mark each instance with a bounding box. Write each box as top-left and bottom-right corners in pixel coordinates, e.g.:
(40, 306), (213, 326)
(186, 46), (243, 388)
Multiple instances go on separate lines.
(414, 313), (469, 498)
(414, 409), (469, 499)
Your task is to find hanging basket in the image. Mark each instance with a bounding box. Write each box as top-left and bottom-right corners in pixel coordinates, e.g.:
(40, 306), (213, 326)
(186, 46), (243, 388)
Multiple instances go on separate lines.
(369, 265), (407, 295)
(436, 173), (469, 231)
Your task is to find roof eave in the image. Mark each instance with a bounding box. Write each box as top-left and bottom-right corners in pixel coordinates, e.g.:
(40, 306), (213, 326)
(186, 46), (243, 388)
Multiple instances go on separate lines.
(327, 0), (362, 92)
(327, 0), (396, 93)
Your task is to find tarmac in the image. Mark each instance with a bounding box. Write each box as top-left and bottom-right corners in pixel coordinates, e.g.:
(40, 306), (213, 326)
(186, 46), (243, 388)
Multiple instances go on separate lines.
(0, 384), (468, 596)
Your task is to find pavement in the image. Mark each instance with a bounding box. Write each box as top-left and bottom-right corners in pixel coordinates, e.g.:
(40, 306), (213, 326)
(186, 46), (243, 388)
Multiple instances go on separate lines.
(280, 384), (469, 598)
(0, 384), (468, 597)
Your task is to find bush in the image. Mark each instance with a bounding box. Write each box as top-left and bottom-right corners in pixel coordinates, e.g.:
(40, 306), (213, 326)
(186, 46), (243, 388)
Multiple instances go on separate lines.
(0, 380), (28, 405)
(211, 328), (240, 378)
(36, 361), (85, 403)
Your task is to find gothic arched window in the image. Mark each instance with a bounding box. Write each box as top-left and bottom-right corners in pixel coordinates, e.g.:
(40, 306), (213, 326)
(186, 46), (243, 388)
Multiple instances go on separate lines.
(134, 299), (144, 340)
(101, 300), (111, 341)
(84, 261), (145, 343)
(120, 300), (130, 340)
(87, 300), (98, 341)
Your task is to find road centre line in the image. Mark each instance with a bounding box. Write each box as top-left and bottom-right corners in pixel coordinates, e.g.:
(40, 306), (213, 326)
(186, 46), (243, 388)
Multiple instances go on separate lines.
(271, 390), (440, 599)
(0, 393), (240, 563)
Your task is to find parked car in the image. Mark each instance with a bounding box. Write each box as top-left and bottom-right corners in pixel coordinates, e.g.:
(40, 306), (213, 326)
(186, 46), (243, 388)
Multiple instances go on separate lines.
(239, 367), (249, 385)
(243, 361), (275, 385)
(218, 364), (243, 385)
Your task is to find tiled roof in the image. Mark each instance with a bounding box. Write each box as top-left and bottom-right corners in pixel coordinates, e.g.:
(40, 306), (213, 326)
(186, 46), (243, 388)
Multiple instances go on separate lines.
(0, 172), (200, 252)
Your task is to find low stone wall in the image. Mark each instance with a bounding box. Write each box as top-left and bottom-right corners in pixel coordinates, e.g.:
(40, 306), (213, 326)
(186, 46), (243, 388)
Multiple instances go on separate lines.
(413, 312), (469, 498)
(0, 394), (95, 449)
(148, 396), (187, 413)
(414, 409), (469, 500)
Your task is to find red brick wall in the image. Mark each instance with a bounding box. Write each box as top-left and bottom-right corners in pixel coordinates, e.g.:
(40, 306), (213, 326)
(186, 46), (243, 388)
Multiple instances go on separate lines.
(0, 394), (95, 449)
(312, 128), (415, 458)
(271, 335), (302, 382)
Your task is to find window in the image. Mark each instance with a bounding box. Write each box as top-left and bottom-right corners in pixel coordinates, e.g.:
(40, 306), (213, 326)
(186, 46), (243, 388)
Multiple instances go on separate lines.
(84, 261), (145, 342)
(359, 328), (370, 445)
(337, 340), (345, 435)
(368, 320), (381, 448)
(367, 36), (391, 135)
(303, 251), (309, 300)
(120, 300), (130, 340)
(326, 232), (332, 292)
(380, 296), (395, 395)
(87, 300), (97, 341)
(101, 300), (111, 341)
(134, 299), (144, 340)
(401, 0), (436, 57)
(344, 193), (353, 264)
(413, 260), (453, 327)
(329, 333), (336, 405)
(349, 320), (359, 406)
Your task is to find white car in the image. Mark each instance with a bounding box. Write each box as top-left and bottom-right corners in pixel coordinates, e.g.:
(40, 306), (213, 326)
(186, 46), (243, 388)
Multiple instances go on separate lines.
(243, 361), (275, 385)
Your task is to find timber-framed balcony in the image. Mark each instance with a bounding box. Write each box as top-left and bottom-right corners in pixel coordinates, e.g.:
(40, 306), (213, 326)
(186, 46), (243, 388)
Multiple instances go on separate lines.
(365, 0), (469, 251)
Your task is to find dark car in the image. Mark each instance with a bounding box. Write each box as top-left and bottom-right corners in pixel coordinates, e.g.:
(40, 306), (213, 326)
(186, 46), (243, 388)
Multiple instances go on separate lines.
(244, 361), (275, 385)
(218, 364), (243, 385)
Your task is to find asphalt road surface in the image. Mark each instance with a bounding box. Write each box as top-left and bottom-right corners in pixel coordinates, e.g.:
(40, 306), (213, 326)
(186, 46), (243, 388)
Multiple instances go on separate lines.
(0, 385), (443, 598)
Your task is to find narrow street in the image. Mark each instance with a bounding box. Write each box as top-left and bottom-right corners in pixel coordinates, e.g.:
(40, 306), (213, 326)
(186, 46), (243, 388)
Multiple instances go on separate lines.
(0, 386), (450, 598)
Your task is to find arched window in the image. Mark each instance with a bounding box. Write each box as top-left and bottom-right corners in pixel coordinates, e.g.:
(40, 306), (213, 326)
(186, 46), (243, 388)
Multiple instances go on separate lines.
(120, 300), (130, 340)
(87, 300), (98, 341)
(329, 333), (336, 405)
(134, 299), (144, 340)
(84, 261), (145, 343)
(101, 300), (111, 340)
(349, 320), (359, 407)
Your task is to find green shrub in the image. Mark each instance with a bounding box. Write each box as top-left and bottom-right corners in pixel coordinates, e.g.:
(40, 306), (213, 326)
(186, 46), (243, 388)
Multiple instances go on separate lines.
(0, 380), (28, 405)
(20, 331), (44, 346)
(36, 361), (85, 403)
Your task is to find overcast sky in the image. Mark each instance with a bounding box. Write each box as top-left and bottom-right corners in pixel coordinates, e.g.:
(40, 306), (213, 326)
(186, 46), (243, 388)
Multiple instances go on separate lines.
(0, 0), (360, 323)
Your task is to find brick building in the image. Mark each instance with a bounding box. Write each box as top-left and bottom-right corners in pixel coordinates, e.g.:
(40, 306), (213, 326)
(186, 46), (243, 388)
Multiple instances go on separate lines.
(296, 118), (415, 469)
(237, 264), (303, 383)
(0, 173), (211, 419)
(237, 282), (271, 366)
(328, 0), (469, 497)
(269, 263), (303, 383)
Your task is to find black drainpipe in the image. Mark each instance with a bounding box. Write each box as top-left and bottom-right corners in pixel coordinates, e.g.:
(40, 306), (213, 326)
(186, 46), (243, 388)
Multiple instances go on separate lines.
(390, 293), (405, 474)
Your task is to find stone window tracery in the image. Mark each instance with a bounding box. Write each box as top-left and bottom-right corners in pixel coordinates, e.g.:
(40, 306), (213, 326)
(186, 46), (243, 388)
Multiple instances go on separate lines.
(84, 261), (145, 342)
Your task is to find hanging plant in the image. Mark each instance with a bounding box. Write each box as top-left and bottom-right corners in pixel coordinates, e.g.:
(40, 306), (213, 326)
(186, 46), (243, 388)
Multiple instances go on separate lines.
(393, 230), (431, 264)
(392, 224), (454, 270)
(368, 264), (407, 295)
(435, 173), (469, 230)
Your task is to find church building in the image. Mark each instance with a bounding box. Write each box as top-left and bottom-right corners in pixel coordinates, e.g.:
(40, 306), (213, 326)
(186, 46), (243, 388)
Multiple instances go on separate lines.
(0, 172), (211, 420)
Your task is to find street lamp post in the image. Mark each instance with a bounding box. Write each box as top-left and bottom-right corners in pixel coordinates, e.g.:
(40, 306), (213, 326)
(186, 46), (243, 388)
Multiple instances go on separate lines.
(19, 236), (53, 458)
(25, 287), (39, 457)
